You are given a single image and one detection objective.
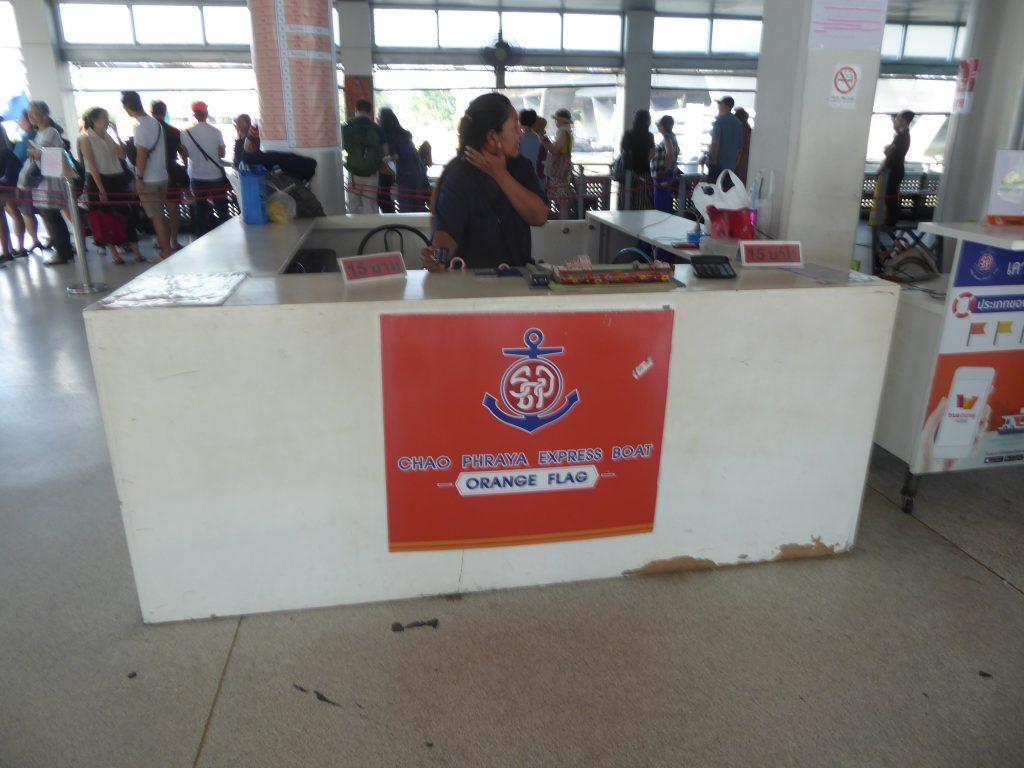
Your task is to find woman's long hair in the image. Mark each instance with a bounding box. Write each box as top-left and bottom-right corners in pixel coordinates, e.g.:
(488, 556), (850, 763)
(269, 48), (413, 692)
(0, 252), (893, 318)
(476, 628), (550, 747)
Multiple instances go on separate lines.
(431, 92), (513, 213)
(83, 107), (108, 133)
(28, 100), (63, 134)
(379, 108), (410, 140)
(631, 109), (652, 135)
(455, 92), (512, 154)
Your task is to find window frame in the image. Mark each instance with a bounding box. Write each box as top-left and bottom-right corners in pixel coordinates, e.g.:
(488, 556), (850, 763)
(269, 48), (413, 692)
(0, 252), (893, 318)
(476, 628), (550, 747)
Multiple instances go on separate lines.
(370, 5), (624, 54)
(55, 0), (253, 48)
(652, 13), (763, 58)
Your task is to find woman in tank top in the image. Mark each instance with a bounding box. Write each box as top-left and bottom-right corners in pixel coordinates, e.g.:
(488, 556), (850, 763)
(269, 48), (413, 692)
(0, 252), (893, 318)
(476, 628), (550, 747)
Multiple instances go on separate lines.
(78, 107), (142, 264)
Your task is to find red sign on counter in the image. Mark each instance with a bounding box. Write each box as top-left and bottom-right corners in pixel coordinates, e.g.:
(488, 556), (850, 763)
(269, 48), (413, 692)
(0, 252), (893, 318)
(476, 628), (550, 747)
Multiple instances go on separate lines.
(739, 240), (803, 268)
(338, 251), (407, 283)
(380, 311), (674, 551)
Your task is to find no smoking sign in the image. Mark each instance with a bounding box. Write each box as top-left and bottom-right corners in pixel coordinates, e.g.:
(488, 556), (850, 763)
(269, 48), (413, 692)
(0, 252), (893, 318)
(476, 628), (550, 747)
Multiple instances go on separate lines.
(828, 63), (861, 110)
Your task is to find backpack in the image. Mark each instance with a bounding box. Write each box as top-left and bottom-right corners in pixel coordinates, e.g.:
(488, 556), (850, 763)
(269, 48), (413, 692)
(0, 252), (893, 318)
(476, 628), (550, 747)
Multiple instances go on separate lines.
(342, 119), (383, 177)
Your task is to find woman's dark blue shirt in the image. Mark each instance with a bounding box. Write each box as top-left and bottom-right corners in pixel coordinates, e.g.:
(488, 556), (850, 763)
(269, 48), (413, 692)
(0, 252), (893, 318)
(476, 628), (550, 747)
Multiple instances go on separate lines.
(432, 155), (546, 269)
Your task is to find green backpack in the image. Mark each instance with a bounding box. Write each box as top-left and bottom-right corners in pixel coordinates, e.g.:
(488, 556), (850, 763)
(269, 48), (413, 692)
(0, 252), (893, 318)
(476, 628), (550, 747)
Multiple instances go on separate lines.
(343, 120), (383, 177)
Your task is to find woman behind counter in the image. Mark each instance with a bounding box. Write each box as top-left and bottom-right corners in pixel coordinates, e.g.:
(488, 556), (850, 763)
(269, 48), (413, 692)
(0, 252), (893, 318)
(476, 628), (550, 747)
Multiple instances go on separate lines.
(422, 93), (548, 271)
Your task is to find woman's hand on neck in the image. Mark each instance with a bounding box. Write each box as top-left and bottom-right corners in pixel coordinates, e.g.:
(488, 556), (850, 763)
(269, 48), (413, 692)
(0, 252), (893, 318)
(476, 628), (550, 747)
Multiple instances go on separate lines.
(464, 145), (509, 182)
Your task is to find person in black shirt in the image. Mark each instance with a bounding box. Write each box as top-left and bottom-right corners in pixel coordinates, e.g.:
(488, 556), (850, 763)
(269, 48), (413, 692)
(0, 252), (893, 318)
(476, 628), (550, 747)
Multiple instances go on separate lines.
(422, 93), (548, 270)
(620, 109), (655, 210)
(231, 114), (261, 168)
(876, 109), (914, 227)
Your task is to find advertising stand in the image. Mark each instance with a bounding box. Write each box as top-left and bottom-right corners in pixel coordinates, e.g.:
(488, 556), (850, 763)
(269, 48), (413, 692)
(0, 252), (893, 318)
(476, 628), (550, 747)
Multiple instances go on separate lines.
(891, 222), (1024, 513)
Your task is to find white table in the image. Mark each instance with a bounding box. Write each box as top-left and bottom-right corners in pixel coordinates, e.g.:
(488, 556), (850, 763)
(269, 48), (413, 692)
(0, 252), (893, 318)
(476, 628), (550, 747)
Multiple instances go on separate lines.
(586, 210), (742, 263)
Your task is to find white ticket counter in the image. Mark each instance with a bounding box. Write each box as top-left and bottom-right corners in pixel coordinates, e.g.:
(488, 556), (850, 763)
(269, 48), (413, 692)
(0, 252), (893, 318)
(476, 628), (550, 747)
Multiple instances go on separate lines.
(85, 216), (899, 623)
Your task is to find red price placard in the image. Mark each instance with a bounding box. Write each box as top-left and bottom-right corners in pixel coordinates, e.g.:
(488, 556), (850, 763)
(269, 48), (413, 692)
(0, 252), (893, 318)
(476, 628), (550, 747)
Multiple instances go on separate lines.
(338, 251), (407, 283)
(739, 241), (803, 268)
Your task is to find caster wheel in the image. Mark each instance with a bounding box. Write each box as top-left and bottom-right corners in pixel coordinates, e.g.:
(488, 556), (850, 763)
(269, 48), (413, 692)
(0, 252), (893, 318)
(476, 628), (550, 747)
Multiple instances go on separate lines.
(901, 496), (914, 515)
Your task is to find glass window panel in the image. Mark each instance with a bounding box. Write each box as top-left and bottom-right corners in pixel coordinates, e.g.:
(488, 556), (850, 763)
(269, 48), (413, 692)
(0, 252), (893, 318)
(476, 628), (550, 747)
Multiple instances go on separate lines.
(653, 17), (710, 53)
(501, 12), (561, 50)
(562, 13), (621, 51)
(373, 9), (438, 48)
(133, 5), (204, 45)
(333, 7), (340, 47)
(203, 6), (252, 46)
(710, 18), (762, 54)
(866, 113), (947, 170)
(58, 3), (133, 44)
(902, 24), (955, 59)
(0, 1), (19, 47)
(438, 10), (499, 48)
(953, 25), (966, 60)
(873, 77), (956, 114)
(881, 24), (903, 58)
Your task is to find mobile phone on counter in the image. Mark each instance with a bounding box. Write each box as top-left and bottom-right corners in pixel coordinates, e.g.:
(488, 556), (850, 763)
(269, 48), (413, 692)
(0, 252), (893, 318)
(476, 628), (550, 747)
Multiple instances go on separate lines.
(933, 366), (996, 460)
(433, 247), (451, 267)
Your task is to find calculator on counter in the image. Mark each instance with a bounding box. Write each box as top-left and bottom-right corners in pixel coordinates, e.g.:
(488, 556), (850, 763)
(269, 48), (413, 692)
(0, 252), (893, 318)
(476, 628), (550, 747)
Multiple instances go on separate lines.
(690, 255), (737, 279)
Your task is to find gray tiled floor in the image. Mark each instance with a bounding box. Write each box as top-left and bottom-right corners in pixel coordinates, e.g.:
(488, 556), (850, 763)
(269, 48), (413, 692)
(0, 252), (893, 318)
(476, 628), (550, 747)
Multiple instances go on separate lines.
(2, 239), (1023, 767)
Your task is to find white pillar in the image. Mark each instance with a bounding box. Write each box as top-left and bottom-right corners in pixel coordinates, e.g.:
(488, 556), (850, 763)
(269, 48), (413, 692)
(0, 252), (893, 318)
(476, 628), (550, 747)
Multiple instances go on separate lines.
(748, 0), (883, 269)
(936, 0), (1024, 223)
(11, 0), (78, 133)
(620, 10), (654, 130)
(338, 0), (373, 118)
(247, 0), (345, 215)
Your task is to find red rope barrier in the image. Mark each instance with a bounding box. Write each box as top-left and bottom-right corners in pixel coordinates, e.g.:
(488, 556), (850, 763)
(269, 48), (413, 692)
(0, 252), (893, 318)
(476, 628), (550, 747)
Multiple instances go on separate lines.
(0, 183), (236, 207)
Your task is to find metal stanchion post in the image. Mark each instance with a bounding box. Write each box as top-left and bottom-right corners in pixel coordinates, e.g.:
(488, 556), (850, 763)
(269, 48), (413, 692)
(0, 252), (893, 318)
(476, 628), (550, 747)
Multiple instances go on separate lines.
(576, 164), (585, 220)
(623, 170), (633, 211)
(64, 177), (108, 296)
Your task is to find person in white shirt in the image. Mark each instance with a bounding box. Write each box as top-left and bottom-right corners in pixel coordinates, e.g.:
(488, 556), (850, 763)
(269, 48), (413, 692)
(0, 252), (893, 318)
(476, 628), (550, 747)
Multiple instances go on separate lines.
(182, 101), (230, 238)
(121, 89), (172, 260)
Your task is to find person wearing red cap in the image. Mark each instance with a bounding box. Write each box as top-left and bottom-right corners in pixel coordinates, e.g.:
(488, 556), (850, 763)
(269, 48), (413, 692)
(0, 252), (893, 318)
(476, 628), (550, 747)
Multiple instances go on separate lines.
(183, 100), (230, 237)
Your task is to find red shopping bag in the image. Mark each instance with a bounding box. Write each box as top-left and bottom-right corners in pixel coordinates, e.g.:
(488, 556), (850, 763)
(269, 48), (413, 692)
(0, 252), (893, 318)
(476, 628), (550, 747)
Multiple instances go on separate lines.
(707, 206), (757, 240)
(86, 210), (127, 246)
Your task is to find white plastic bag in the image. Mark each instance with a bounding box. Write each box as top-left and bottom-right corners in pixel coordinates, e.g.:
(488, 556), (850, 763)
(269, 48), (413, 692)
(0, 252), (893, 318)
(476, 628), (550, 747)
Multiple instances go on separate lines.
(714, 169), (751, 210)
(691, 170), (751, 232)
(690, 181), (719, 233)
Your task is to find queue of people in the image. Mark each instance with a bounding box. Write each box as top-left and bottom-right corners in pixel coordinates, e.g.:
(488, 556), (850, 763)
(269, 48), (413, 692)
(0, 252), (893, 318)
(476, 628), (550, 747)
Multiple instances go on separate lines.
(341, 101), (575, 219)
(0, 92), (239, 267)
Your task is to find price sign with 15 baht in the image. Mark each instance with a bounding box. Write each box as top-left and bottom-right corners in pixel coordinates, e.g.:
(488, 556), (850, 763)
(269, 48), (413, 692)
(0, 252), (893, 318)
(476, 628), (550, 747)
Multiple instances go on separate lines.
(380, 310), (674, 551)
(338, 251), (407, 283)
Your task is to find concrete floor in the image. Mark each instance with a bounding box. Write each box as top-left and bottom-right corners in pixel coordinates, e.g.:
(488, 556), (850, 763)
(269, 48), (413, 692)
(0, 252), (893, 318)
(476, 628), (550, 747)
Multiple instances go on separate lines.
(2, 241), (1023, 767)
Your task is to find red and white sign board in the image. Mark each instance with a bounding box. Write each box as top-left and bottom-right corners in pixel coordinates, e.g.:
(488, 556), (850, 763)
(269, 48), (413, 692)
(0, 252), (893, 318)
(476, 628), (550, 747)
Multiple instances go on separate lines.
(828, 64), (861, 110)
(381, 310), (674, 551)
(953, 59), (979, 114)
(338, 251), (407, 283)
(740, 241), (803, 268)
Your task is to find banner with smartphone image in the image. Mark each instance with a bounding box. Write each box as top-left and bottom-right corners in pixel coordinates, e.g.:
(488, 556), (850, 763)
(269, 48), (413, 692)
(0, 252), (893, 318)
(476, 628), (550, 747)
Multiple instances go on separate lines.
(914, 241), (1024, 473)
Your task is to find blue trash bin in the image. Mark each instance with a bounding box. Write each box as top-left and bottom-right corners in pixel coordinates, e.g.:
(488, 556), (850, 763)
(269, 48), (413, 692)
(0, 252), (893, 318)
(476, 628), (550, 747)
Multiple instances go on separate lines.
(239, 165), (268, 225)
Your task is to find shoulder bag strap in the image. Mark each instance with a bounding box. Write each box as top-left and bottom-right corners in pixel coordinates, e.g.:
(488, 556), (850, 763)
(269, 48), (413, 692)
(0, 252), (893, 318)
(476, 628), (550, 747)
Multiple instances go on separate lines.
(185, 129), (228, 182)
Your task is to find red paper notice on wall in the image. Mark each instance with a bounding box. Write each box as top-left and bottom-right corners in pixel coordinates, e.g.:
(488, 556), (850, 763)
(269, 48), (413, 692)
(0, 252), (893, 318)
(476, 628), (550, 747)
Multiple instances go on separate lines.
(380, 311), (674, 551)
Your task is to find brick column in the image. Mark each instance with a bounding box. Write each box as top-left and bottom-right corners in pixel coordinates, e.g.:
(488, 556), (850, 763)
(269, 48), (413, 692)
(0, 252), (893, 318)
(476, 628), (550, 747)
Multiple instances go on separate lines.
(248, 0), (345, 212)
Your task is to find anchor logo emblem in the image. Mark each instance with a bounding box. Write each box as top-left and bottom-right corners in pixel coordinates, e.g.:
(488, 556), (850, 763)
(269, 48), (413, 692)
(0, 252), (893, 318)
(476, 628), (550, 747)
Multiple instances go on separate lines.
(483, 328), (581, 433)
